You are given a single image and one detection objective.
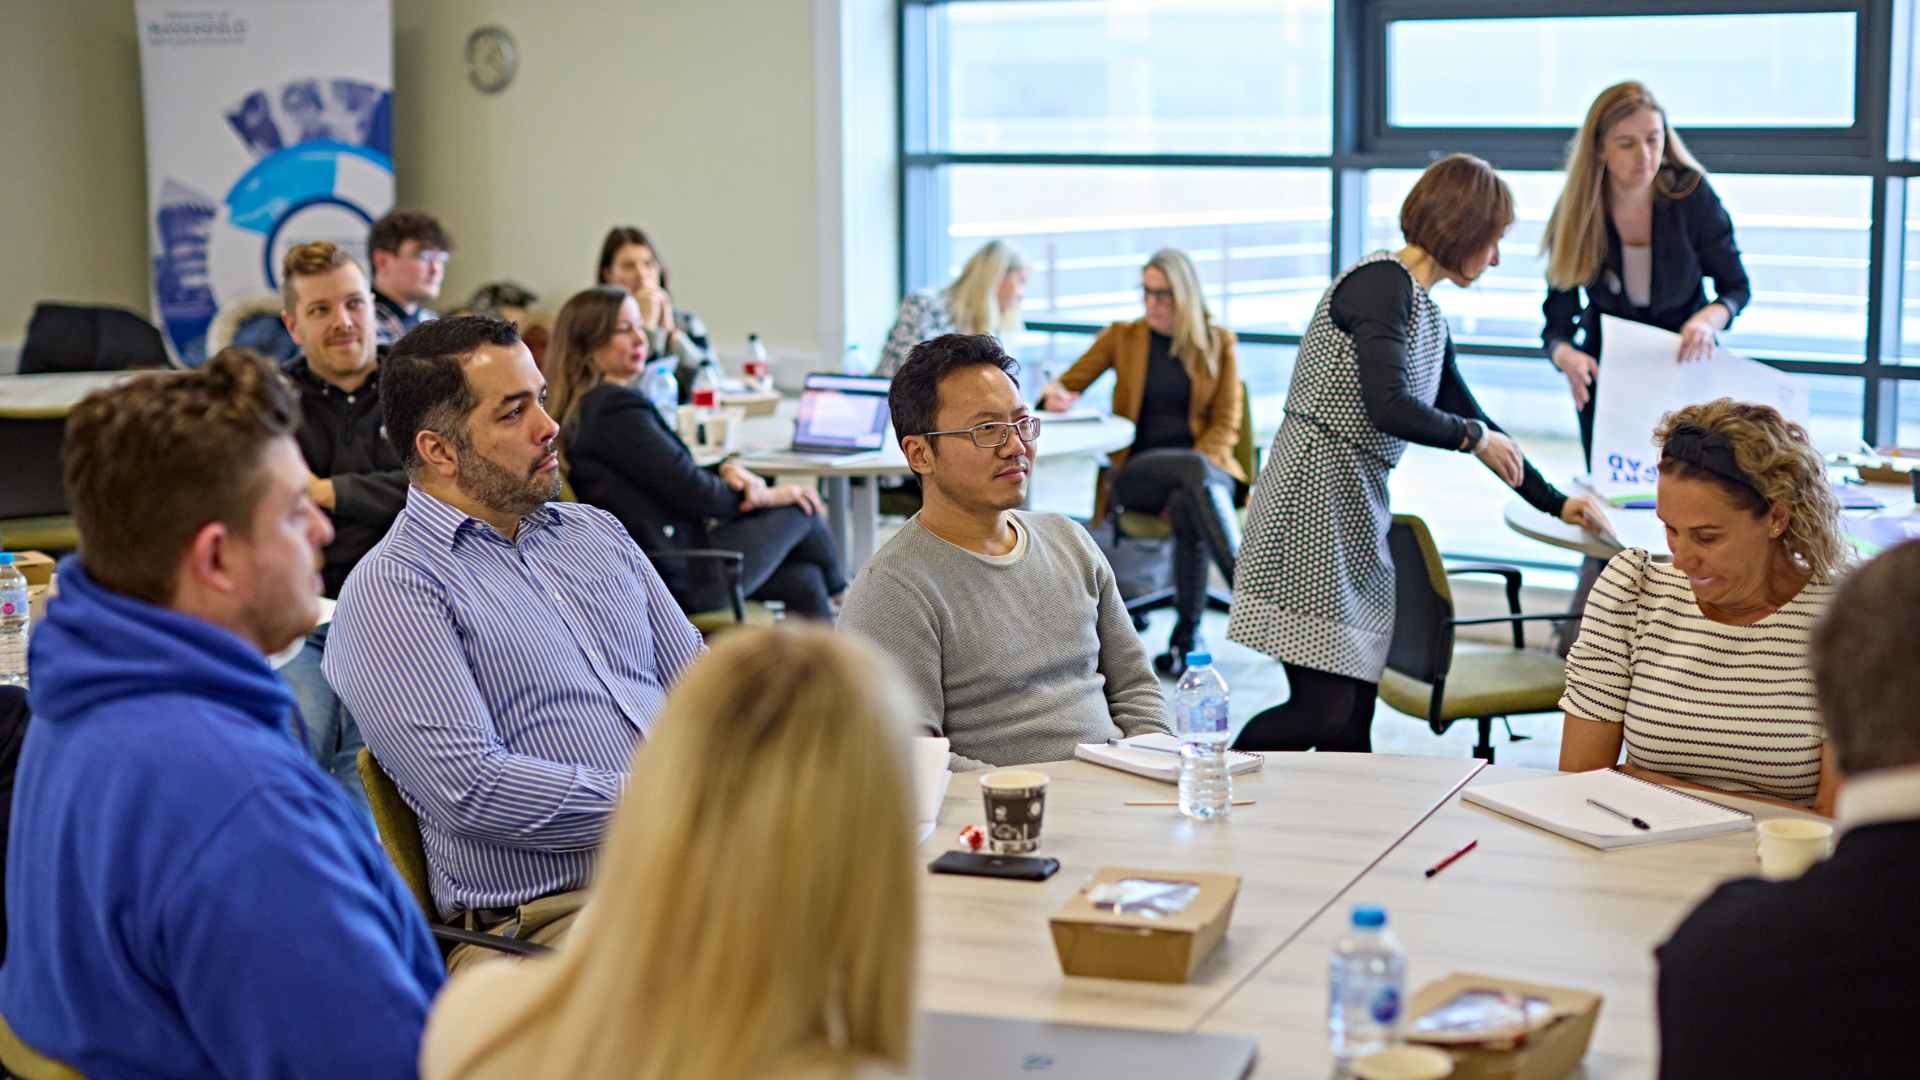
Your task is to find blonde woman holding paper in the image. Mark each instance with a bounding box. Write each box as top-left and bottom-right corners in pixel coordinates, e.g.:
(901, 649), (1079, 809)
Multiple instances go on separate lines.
(1541, 81), (1752, 461)
(421, 625), (920, 1080)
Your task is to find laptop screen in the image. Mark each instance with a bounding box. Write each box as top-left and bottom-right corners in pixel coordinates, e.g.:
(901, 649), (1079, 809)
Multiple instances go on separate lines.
(794, 380), (891, 451)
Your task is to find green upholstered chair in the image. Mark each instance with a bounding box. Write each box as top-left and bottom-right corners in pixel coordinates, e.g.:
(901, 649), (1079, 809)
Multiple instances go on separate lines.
(1376, 514), (1575, 763)
(356, 750), (545, 961)
(1104, 381), (1257, 625)
(0, 1013), (86, 1080)
(0, 516), (78, 555)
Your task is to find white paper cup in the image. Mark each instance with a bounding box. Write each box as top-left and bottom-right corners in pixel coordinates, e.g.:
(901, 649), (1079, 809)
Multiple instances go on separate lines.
(1351, 1045), (1455, 1080)
(1756, 818), (1834, 880)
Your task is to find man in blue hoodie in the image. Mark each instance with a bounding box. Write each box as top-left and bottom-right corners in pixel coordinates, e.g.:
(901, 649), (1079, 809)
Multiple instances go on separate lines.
(0, 348), (443, 1077)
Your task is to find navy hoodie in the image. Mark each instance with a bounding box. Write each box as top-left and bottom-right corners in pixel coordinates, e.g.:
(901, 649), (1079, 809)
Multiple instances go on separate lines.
(0, 560), (443, 1078)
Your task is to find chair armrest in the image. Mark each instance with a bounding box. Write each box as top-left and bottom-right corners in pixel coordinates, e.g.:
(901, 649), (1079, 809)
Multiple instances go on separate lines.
(646, 549), (747, 622)
(431, 925), (553, 957)
(1448, 612), (1579, 652)
(646, 548), (744, 566)
(1445, 562), (1527, 646)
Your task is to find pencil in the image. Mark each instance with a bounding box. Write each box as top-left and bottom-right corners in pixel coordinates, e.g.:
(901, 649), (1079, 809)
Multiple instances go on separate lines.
(1123, 799), (1255, 807)
(1424, 839), (1478, 878)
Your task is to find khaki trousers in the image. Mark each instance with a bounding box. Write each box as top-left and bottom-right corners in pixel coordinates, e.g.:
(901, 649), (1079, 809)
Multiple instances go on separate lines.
(444, 887), (589, 976)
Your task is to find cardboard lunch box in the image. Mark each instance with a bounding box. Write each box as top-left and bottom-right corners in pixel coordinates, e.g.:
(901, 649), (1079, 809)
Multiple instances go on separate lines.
(1403, 972), (1603, 1080)
(1049, 867), (1240, 983)
(8, 551), (55, 588)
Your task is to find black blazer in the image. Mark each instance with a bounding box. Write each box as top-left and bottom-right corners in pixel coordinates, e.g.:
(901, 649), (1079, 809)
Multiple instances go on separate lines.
(1541, 172), (1751, 365)
(1655, 818), (1920, 1078)
(562, 382), (742, 599)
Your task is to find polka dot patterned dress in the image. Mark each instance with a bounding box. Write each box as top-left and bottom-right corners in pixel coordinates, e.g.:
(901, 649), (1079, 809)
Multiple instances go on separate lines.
(1227, 251), (1449, 682)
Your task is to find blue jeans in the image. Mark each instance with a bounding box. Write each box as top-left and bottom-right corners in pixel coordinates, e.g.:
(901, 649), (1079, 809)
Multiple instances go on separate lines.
(279, 622), (373, 821)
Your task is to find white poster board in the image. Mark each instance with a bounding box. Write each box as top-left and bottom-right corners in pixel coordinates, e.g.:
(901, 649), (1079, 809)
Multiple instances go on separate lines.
(1587, 314), (1810, 502)
(138, 1), (393, 366)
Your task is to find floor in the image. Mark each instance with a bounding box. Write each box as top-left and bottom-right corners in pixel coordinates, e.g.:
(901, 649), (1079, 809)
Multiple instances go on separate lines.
(866, 449), (1573, 771)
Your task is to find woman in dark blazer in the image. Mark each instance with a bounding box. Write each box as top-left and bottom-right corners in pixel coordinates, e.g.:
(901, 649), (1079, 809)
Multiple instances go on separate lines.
(547, 286), (845, 620)
(1042, 248), (1243, 677)
(1541, 81), (1752, 459)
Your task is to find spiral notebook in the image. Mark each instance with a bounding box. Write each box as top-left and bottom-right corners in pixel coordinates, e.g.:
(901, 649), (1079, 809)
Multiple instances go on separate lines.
(1462, 769), (1753, 850)
(1074, 733), (1264, 784)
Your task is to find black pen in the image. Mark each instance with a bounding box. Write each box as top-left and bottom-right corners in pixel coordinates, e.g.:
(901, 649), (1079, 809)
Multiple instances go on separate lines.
(1587, 798), (1650, 830)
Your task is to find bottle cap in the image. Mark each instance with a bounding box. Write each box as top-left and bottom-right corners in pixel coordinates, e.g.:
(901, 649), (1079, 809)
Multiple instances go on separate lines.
(0, 553), (12, 565)
(1185, 650), (1212, 667)
(1351, 904), (1387, 929)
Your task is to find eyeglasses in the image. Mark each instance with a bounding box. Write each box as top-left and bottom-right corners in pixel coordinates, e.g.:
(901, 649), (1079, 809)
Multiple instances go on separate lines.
(409, 249), (450, 267)
(1142, 285), (1175, 304)
(923, 414), (1042, 448)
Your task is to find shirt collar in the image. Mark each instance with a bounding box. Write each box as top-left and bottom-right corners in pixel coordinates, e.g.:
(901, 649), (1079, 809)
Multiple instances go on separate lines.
(404, 485), (566, 552)
(1836, 764), (1920, 835)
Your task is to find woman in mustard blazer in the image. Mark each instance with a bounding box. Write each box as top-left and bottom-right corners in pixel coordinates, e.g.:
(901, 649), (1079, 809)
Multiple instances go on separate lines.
(1043, 248), (1243, 677)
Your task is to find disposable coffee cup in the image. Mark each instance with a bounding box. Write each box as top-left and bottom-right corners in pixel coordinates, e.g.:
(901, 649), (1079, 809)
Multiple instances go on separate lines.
(979, 769), (1049, 854)
(1756, 818), (1834, 880)
(1351, 1045), (1454, 1080)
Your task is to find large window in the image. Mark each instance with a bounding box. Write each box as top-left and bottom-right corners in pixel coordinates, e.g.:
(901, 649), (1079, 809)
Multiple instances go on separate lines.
(904, 0), (1920, 567)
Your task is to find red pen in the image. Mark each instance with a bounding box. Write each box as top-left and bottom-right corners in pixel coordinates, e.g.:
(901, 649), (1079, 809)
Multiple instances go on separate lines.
(1424, 839), (1478, 879)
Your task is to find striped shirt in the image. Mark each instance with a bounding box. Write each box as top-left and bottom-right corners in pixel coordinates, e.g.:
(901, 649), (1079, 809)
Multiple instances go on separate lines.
(325, 487), (704, 917)
(1560, 548), (1835, 805)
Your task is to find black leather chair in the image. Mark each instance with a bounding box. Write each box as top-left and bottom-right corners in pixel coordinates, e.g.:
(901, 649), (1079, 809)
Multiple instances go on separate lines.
(20, 304), (169, 375)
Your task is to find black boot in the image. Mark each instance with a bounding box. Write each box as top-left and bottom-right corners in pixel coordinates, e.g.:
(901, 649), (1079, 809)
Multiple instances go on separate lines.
(1154, 491), (1211, 678)
(1197, 477), (1240, 586)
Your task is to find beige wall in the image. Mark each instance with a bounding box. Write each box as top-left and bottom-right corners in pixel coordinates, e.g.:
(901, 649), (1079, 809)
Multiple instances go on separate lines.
(1, 0), (895, 367)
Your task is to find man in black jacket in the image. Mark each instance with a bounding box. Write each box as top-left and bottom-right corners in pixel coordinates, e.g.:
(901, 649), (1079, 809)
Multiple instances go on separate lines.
(272, 240), (408, 815)
(1656, 540), (1920, 1078)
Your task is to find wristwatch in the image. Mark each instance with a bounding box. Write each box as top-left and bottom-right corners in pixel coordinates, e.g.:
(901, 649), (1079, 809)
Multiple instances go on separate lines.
(1459, 419), (1486, 453)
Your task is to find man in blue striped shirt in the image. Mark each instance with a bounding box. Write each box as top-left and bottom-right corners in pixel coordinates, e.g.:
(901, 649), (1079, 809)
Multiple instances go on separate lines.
(325, 315), (703, 970)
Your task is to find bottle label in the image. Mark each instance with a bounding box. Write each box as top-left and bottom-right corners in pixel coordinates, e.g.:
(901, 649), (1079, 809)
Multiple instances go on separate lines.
(1, 601), (14, 616)
(1180, 699), (1228, 736)
(692, 388), (717, 408)
(1368, 986), (1401, 1025)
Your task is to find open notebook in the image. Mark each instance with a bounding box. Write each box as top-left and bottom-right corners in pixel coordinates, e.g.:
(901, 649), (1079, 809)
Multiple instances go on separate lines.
(1463, 769), (1753, 850)
(915, 737), (953, 844)
(1074, 732), (1264, 784)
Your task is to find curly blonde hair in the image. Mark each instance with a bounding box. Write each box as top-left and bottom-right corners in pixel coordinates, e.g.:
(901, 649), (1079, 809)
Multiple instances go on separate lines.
(1653, 398), (1848, 583)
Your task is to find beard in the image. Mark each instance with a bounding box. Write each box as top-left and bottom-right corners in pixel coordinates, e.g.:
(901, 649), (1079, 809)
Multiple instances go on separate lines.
(455, 440), (561, 521)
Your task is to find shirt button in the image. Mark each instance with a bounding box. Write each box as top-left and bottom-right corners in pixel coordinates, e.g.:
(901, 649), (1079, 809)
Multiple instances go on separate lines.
(553, 591), (564, 603)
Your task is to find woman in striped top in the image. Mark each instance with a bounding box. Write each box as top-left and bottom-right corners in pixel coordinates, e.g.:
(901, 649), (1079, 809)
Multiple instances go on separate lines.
(1559, 399), (1849, 813)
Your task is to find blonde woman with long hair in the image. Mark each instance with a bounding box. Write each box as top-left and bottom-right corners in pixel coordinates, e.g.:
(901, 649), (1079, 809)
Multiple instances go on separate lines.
(1541, 81), (1752, 459)
(878, 239), (1028, 377)
(1040, 248), (1244, 676)
(421, 624), (921, 1079)
(550, 286), (844, 619)
(1559, 399), (1845, 814)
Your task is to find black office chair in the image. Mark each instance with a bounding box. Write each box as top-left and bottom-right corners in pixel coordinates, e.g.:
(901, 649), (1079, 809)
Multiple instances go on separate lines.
(19, 304), (169, 375)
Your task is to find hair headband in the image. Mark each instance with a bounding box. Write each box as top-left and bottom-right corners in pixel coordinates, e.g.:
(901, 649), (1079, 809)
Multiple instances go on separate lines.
(1661, 423), (1762, 499)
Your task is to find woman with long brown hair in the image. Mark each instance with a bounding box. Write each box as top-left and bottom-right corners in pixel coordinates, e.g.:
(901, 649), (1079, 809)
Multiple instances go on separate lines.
(547, 285), (844, 619)
(1541, 81), (1752, 460)
(421, 625), (921, 1079)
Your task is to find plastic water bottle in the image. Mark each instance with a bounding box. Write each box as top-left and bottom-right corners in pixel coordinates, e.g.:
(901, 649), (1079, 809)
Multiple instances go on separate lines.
(745, 333), (773, 391)
(690, 359), (721, 410)
(0, 553), (29, 688)
(1328, 905), (1407, 1062)
(1174, 651), (1231, 820)
(641, 360), (679, 425)
(842, 342), (868, 376)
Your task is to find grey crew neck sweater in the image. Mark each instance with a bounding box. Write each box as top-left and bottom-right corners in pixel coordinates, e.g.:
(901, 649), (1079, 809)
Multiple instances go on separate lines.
(840, 511), (1170, 770)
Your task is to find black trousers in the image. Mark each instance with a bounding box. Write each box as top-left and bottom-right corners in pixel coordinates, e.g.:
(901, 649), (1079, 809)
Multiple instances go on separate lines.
(679, 505), (848, 620)
(1111, 449), (1239, 638)
(1232, 663), (1378, 753)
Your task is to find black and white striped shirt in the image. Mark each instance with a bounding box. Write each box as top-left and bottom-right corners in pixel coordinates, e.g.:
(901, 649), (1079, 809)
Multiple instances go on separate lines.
(1560, 548), (1834, 805)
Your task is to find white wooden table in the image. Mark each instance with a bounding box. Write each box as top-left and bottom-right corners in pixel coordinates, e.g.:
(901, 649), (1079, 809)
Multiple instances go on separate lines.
(917, 755), (1483, 1033)
(0, 371), (134, 418)
(1196, 764), (1824, 1078)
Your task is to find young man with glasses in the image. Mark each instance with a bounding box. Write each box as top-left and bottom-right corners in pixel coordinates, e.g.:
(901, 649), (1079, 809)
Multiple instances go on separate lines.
(368, 209), (454, 346)
(840, 333), (1169, 770)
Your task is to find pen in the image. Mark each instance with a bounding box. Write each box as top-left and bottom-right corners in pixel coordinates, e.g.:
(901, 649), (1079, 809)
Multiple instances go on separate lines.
(1424, 839), (1477, 878)
(1107, 737), (1180, 757)
(1124, 799), (1256, 807)
(1587, 798), (1650, 830)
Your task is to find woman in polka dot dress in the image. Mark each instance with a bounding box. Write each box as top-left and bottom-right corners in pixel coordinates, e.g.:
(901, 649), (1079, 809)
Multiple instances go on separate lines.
(1227, 154), (1611, 752)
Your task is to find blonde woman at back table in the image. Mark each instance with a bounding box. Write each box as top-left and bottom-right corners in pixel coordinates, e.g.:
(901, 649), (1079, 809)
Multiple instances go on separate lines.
(420, 624), (920, 1080)
(878, 239), (1028, 377)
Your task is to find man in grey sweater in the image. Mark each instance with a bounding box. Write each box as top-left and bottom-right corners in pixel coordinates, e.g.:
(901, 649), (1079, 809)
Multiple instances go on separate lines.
(840, 333), (1171, 770)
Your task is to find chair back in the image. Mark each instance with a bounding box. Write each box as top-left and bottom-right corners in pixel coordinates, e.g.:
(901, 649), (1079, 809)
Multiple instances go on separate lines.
(0, 416), (69, 520)
(355, 749), (436, 920)
(1384, 514), (1455, 685)
(0, 1011), (86, 1080)
(1231, 380), (1255, 506)
(20, 304), (168, 375)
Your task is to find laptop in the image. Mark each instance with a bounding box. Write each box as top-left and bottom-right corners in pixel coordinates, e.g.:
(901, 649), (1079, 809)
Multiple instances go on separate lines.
(919, 1011), (1258, 1079)
(752, 373), (894, 464)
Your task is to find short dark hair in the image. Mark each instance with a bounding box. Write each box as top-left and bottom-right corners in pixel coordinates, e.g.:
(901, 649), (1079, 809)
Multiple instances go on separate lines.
(64, 347), (298, 604)
(1812, 541), (1920, 774)
(887, 333), (1020, 445)
(1399, 153), (1514, 276)
(383, 315), (521, 471)
(368, 209), (454, 255)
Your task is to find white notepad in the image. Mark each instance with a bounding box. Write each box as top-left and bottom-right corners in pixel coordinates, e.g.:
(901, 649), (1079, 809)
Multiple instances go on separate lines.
(1073, 732), (1264, 784)
(1463, 769), (1754, 850)
(915, 737), (952, 844)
